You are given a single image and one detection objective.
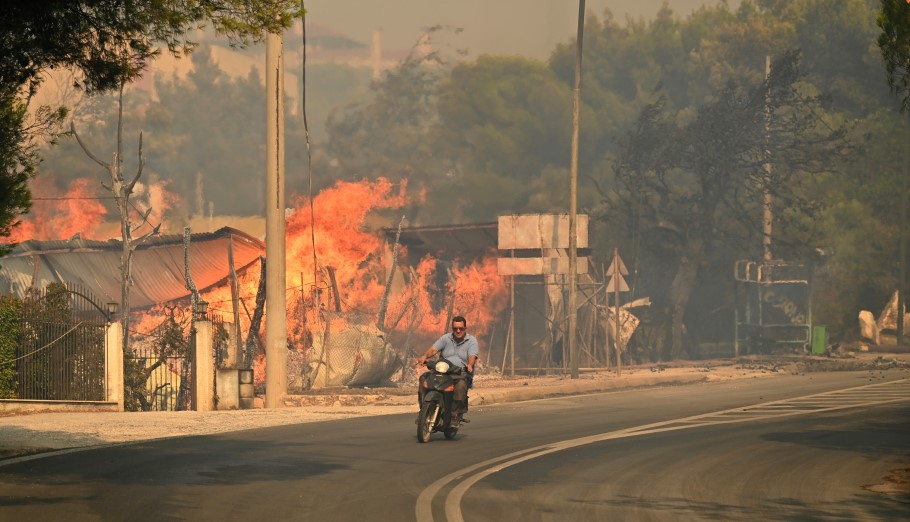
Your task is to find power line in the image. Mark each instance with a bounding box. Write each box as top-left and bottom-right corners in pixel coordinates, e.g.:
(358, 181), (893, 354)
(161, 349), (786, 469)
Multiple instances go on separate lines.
(0, 322), (84, 367)
(32, 196), (117, 201)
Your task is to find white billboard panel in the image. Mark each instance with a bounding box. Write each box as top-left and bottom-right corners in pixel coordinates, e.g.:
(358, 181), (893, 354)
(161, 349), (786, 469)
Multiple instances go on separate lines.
(498, 214), (588, 250)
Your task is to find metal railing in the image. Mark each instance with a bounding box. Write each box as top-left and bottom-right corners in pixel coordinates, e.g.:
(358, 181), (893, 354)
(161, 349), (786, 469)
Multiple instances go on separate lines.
(16, 284), (107, 401)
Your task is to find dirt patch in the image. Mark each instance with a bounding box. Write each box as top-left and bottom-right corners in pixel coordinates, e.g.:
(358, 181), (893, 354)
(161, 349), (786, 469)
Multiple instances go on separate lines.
(794, 356), (910, 373)
(863, 467), (910, 499)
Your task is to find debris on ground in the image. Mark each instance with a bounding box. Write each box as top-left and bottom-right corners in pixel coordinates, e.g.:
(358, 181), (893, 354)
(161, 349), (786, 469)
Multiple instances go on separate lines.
(862, 467), (910, 497)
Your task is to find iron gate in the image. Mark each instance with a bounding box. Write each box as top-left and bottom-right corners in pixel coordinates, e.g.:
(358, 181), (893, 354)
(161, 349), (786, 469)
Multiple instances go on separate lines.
(124, 310), (193, 411)
(16, 283), (108, 401)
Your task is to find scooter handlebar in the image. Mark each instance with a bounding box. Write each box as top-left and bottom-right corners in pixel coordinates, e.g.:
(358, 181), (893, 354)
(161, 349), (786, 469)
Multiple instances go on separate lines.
(423, 361), (466, 374)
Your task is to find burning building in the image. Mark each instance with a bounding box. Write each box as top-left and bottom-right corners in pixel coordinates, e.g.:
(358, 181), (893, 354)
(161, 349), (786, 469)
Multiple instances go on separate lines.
(0, 227), (264, 309)
(1, 177), (515, 390)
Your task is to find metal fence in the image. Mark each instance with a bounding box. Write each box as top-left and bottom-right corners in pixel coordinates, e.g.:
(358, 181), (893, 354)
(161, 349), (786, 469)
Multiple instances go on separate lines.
(125, 313), (192, 411)
(126, 345), (190, 411)
(301, 310), (401, 389)
(16, 284), (107, 401)
(212, 315), (231, 368)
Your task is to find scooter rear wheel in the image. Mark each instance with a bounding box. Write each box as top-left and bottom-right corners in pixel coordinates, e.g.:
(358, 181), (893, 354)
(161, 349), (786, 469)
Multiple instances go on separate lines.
(417, 401), (437, 443)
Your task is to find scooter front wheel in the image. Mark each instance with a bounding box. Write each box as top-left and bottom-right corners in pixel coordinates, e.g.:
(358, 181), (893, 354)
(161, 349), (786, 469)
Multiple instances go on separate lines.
(417, 401), (438, 443)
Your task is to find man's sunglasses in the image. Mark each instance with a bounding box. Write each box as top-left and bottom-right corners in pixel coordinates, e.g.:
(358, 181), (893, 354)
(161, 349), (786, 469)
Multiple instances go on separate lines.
(452, 327), (466, 332)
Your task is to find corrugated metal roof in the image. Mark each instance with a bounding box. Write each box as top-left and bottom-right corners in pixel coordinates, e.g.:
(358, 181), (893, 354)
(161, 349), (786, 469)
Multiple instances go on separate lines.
(0, 227), (264, 310)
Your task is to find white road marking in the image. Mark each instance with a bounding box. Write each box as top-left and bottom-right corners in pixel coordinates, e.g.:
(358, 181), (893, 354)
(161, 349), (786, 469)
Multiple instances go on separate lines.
(416, 378), (910, 522)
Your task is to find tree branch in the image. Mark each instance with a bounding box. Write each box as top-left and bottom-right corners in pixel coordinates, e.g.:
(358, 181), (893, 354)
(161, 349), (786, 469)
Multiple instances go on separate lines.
(133, 224), (161, 248)
(130, 206), (153, 233)
(70, 122), (109, 169)
(126, 131), (144, 194)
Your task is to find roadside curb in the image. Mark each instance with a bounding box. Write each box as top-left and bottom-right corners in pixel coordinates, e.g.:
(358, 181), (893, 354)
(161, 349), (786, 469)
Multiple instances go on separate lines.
(471, 373), (714, 405)
(281, 370), (737, 408)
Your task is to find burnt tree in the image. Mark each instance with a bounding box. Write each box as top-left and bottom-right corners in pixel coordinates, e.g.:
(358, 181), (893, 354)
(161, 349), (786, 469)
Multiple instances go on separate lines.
(72, 85), (159, 352)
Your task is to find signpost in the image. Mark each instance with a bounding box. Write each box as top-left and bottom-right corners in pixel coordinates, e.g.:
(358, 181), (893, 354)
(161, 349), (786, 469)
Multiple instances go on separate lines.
(497, 214), (589, 276)
(497, 214), (589, 375)
(605, 248), (628, 376)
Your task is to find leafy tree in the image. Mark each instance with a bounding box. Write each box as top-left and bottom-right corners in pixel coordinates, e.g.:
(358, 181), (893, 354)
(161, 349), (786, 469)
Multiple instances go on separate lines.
(292, 59), (372, 141)
(0, 95), (33, 256)
(431, 55), (578, 222)
(877, 0), (910, 111)
(811, 106), (910, 336)
(145, 46), (270, 217)
(322, 31), (454, 223)
(796, 0), (892, 115)
(605, 52), (854, 359)
(0, 93), (67, 255)
(0, 295), (22, 398)
(1, 1), (302, 95)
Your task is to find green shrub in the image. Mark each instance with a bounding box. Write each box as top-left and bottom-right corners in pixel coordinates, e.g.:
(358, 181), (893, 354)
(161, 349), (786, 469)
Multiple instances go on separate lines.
(0, 295), (21, 398)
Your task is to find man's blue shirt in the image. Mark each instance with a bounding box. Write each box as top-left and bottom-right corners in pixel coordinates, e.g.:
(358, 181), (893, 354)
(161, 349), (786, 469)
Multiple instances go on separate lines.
(432, 333), (479, 369)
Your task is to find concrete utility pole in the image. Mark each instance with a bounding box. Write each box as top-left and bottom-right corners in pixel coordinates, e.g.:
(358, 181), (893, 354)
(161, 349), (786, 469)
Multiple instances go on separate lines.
(265, 29), (287, 408)
(568, 0), (585, 379)
(899, 150), (907, 346)
(763, 55), (774, 264)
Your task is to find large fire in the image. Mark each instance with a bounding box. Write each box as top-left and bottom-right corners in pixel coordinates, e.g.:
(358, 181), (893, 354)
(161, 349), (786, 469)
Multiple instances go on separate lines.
(287, 177), (409, 311)
(283, 177), (507, 343)
(384, 254), (507, 339)
(10, 177), (177, 242)
(195, 177), (509, 378)
(9, 177), (108, 241)
(19, 174), (509, 384)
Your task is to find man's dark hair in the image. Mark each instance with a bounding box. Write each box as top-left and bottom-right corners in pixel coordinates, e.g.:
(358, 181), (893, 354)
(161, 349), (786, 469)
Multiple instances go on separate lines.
(452, 315), (467, 327)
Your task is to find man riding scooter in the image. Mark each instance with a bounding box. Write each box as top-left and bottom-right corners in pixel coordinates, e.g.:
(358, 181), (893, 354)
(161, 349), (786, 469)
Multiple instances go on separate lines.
(415, 315), (478, 425)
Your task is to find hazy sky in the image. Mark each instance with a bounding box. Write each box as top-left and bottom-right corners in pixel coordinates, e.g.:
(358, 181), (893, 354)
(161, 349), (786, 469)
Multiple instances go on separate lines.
(305, 1), (739, 59)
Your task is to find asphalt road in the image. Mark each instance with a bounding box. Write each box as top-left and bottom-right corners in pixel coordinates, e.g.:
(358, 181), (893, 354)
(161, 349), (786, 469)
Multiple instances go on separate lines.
(0, 371), (907, 521)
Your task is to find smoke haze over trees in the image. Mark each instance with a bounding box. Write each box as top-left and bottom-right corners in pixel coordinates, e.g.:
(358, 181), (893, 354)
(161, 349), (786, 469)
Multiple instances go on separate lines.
(11, 0), (909, 355)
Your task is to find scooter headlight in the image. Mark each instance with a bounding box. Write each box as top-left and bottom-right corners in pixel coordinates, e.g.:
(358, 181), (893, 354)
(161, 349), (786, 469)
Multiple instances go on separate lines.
(434, 360), (450, 373)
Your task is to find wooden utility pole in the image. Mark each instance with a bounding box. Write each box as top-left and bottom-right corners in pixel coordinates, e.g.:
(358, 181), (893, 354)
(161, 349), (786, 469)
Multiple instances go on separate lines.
(443, 268), (457, 335)
(568, 0), (586, 379)
(377, 216), (405, 331)
(264, 29), (287, 408)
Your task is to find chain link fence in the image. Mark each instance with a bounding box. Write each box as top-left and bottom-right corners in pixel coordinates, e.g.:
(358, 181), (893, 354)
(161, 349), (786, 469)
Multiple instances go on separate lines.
(292, 309), (401, 391)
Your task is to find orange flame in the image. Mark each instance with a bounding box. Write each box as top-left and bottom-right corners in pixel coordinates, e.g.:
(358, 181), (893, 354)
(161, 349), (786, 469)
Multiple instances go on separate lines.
(385, 253), (507, 340)
(287, 177), (408, 311)
(11, 177), (107, 241)
(10, 177), (180, 242)
(128, 177), (510, 384)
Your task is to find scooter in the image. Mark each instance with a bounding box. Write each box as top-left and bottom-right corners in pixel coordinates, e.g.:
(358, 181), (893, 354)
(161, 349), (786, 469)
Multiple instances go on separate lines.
(416, 358), (466, 443)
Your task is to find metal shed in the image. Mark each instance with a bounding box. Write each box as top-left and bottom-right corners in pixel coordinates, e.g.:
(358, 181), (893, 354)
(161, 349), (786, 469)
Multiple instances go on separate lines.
(0, 227), (264, 310)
